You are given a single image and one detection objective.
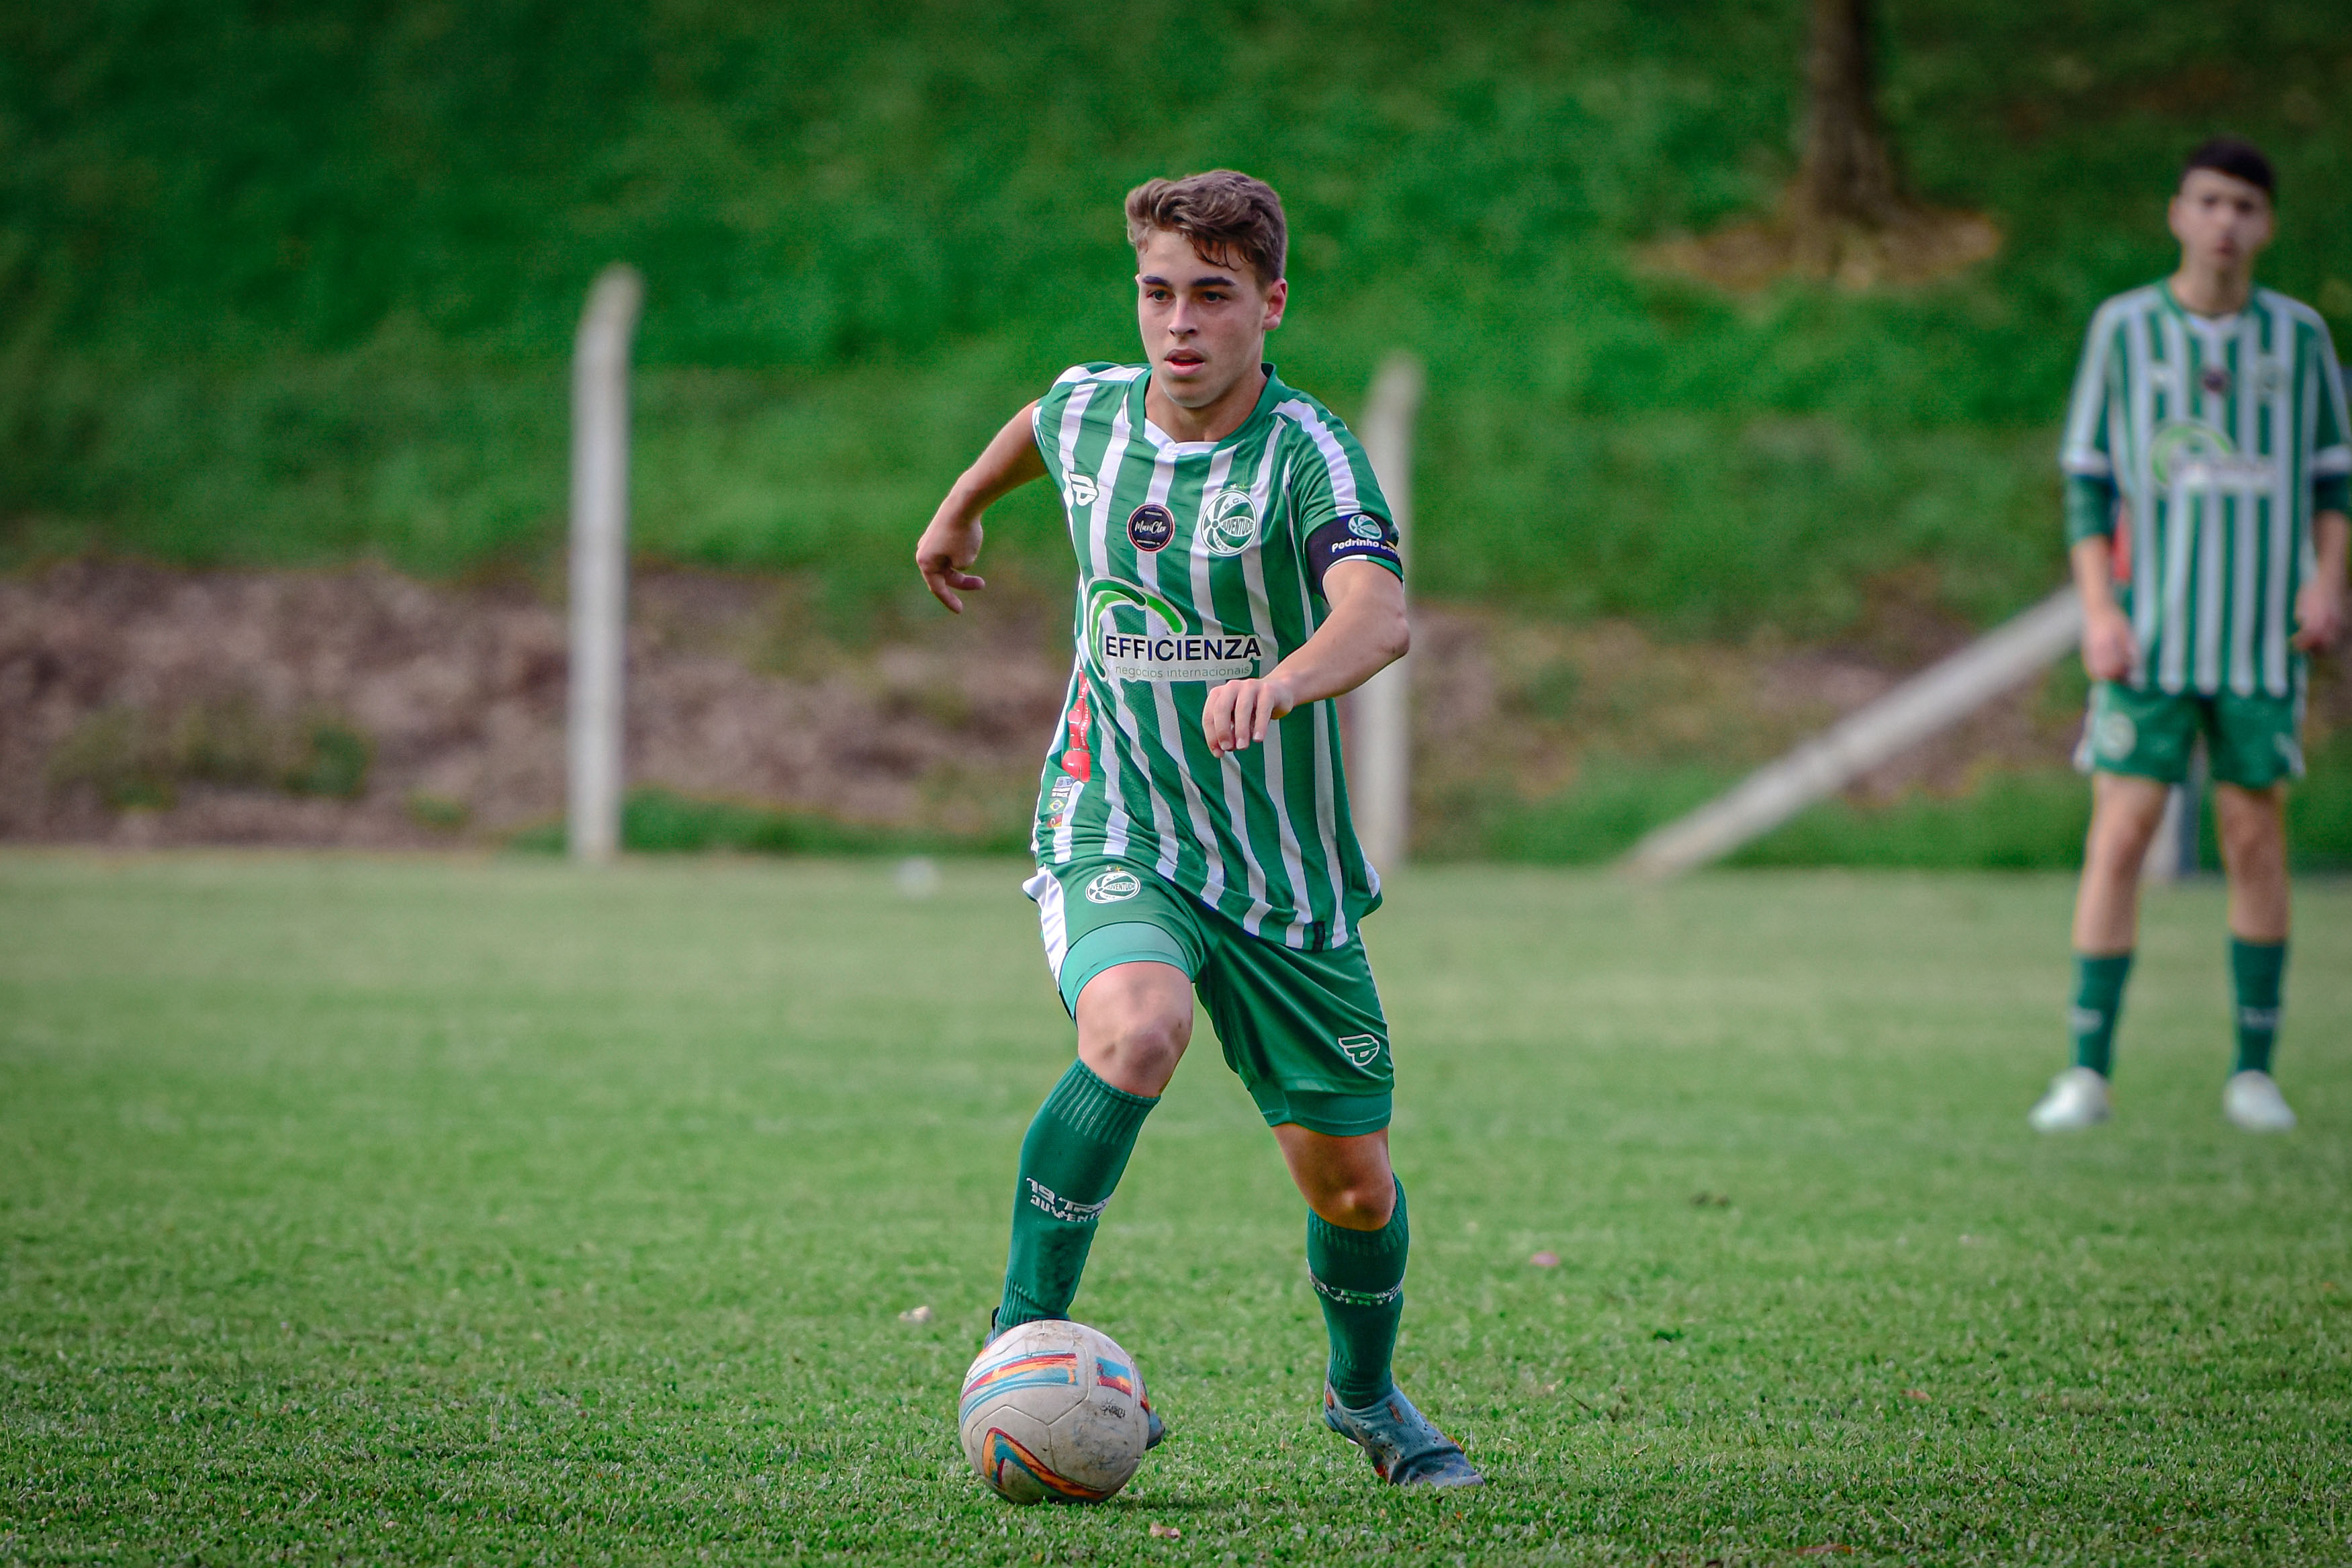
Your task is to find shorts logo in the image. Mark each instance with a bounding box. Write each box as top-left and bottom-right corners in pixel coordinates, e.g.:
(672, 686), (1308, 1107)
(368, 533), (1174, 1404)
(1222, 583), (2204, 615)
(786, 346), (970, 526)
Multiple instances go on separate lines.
(2093, 710), (2137, 759)
(1336, 1033), (1387, 1067)
(1084, 868), (1142, 904)
(1345, 513), (1385, 541)
(1202, 488), (1259, 557)
(1128, 503), (1175, 553)
(1068, 473), (1099, 507)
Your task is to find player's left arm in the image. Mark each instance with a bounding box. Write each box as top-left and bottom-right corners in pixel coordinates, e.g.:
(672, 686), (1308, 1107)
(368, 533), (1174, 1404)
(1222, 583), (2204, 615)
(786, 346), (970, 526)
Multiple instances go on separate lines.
(2293, 509), (2348, 651)
(1202, 561), (1407, 757)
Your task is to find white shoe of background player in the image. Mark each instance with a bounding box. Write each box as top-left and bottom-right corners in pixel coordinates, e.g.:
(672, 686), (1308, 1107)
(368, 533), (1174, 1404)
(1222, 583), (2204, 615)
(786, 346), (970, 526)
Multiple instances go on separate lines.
(2223, 1070), (2297, 1132)
(2028, 1066), (2112, 1132)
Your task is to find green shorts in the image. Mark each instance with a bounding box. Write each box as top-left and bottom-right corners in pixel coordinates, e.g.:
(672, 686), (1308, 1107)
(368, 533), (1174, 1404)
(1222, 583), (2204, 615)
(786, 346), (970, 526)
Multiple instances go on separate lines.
(1020, 857), (1393, 1138)
(2077, 677), (2305, 790)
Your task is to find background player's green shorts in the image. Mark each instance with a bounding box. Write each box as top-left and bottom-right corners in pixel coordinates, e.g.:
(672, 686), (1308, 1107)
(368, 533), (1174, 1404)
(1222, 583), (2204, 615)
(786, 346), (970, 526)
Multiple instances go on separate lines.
(2077, 678), (2305, 790)
(1020, 857), (1393, 1138)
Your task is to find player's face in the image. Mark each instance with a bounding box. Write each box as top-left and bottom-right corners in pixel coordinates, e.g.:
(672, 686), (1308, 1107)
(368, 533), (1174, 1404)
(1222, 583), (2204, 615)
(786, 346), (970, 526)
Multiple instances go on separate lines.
(2168, 170), (2273, 276)
(1134, 228), (1287, 411)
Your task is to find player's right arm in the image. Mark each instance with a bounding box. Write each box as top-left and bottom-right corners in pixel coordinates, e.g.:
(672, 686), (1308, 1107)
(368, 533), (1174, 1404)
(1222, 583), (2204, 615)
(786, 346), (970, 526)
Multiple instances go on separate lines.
(2071, 524), (2140, 682)
(916, 402), (1048, 613)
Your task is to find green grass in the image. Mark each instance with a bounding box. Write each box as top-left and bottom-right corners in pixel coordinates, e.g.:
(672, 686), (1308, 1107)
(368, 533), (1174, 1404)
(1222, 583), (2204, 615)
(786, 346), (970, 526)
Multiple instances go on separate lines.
(9, 1), (2352, 633)
(3, 854), (2349, 1563)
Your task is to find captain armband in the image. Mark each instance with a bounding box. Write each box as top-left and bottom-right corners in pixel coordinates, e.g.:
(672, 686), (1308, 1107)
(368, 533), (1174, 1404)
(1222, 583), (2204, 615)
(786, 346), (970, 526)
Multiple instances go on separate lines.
(1304, 512), (1403, 599)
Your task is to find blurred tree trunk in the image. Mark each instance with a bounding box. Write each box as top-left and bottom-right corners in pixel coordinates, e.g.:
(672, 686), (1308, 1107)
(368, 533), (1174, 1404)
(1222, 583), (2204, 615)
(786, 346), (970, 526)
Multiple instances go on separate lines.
(1791, 0), (1910, 275)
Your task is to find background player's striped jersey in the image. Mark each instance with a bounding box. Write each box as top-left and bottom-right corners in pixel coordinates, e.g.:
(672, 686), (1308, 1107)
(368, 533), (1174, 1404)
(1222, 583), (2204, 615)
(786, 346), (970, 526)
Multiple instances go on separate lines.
(1029, 363), (1402, 952)
(2061, 283), (2351, 697)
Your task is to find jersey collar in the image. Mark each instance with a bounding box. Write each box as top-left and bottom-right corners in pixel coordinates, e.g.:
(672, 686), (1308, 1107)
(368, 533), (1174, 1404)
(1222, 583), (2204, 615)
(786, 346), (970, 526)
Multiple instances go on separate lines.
(1132, 363), (1285, 455)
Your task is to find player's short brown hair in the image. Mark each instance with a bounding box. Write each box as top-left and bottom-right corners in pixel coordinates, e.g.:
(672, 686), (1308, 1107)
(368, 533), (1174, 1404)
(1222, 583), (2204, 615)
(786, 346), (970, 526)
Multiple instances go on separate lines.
(1124, 171), (1287, 286)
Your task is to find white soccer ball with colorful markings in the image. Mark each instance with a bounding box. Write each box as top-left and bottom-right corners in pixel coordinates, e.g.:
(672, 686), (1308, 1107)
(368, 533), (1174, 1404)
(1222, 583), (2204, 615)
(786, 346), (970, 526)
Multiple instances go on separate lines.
(958, 1320), (1150, 1504)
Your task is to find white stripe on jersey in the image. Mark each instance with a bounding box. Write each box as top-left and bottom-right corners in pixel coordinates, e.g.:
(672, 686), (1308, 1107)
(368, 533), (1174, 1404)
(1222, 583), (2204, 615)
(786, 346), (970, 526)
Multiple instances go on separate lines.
(1237, 441), (1312, 946)
(1085, 400), (1143, 862)
(1024, 868), (1069, 983)
(1201, 440), (1277, 937)
(1132, 443), (1217, 891)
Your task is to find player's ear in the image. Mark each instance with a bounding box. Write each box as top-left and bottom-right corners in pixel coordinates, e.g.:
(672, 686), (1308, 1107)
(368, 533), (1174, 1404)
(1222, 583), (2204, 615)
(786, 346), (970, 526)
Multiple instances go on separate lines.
(1261, 277), (1287, 332)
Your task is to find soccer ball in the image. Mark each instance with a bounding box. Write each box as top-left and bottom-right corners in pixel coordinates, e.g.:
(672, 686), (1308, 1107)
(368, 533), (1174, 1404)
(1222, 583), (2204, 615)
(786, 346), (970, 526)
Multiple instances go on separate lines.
(958, 1320), (1151, 1504)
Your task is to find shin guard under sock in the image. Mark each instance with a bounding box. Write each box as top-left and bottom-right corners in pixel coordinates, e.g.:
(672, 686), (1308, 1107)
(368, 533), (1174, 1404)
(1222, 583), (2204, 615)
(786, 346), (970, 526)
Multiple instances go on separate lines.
(2069, 952), (2133, 1077)
(1307, 1179), (1408, 1408)
(998, 1060), (1157, 1330)
(2230, 937), (2286, 1076)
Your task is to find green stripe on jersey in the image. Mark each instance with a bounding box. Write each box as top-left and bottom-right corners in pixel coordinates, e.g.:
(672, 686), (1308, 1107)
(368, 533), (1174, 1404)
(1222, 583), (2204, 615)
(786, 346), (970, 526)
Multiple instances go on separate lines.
(1028, 363), (1400, 950)
(2061, 281), (2352, 698)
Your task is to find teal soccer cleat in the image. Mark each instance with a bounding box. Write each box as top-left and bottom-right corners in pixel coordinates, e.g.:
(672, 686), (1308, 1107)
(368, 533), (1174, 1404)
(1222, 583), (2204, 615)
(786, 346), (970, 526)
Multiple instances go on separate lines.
(1322, 1384), (1484, 1487)
(985, 1312), (1165, 1449)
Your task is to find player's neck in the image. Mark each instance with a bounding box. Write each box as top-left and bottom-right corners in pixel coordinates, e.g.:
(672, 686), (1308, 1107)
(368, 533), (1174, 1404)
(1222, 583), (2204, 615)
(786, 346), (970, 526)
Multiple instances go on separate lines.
(2169, 261), (2254, 319)
(1144, 365), (1269, 445)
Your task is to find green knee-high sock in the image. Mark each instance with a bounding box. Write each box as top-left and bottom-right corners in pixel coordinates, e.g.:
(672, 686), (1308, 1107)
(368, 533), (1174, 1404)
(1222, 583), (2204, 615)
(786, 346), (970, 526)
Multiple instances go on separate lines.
(2230, 938), (2287, 1076)
(2070, 952), (2134, 1076)
(1307, 1180), (1408, 1408)
(998, 1061), (1157, 1330)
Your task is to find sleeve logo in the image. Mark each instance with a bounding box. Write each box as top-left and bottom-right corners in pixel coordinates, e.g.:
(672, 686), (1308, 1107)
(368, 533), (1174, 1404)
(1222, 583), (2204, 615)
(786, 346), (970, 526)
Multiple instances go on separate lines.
(1202, 488), (1260, 556)
(1083, 868), (1143, 903)
(1345, 513), (1386, 541)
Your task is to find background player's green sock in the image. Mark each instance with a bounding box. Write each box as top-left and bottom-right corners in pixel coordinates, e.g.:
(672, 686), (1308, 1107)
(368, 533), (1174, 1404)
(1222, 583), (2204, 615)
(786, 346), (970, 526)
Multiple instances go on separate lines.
(2229, 938), (2286, 1076)
(998, 1061), (1157, 1330)
(1307, 1180), (1408, 1408)
(2069, 952), (2132, 1077)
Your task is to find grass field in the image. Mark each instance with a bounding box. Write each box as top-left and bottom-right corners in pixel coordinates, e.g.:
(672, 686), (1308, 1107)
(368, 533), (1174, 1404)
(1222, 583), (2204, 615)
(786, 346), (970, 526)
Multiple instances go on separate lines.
(3, 854), (2349, 1565)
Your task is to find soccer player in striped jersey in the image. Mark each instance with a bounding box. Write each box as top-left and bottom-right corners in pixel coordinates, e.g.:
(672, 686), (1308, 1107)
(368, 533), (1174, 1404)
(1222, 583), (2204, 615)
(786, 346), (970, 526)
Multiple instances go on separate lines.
(914, 171), (1480, 1487)
(2030, 138), (2349, 1134)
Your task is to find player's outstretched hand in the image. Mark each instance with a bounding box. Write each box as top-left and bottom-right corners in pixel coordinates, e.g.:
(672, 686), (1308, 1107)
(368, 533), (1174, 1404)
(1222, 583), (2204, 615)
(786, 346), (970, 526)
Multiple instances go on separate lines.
(915, 508), (987, 614)
(2292, 574), (2344, 652)
(1204, 675), (1298, 757)
(2081, 604), (2140, 683)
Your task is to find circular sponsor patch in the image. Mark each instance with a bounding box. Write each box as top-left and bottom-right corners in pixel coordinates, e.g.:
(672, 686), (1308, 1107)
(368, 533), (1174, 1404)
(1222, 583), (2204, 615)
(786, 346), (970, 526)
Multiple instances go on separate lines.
(1202, 489), (1258, 557)
(1345, 513), (1385, 541)
(2200, 365), (2232, 398)
(2093, 709), (2137, 759)
(1083, 868), (1142, 904)
(1127, 504), (1175, 553)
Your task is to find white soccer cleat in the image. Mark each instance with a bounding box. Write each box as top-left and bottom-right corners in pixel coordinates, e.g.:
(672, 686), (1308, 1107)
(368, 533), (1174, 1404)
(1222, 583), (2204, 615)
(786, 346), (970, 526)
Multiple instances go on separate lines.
(2028, 1066), (2112, 1132)
(2223, 1070), (2297, 1132)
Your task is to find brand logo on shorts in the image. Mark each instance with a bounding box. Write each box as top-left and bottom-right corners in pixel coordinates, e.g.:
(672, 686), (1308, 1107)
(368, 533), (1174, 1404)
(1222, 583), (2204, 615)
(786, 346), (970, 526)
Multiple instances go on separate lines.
(1202, 488), (1260, 557)
(2093, 710), (2137, 759)
(1336, 1033), (1388, 1068)
(1068, 473), (1099, 507)
(1084, 868), (1142, 904)
(1128, 503), (1175, 553)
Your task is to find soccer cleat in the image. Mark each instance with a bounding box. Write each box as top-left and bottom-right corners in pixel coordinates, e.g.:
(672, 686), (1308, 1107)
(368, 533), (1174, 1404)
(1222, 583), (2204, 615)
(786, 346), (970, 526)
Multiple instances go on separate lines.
(1322, 1383), (1484, 1487)
(2223, 1070), (2297, 1132)
(2028, 1066), (2112, 1132)
(986, 1311), (1165, 1448)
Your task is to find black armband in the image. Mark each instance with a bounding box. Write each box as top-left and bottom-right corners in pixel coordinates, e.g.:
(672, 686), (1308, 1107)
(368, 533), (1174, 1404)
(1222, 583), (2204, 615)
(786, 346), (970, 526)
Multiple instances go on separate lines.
(1304, 512), (1402, 599)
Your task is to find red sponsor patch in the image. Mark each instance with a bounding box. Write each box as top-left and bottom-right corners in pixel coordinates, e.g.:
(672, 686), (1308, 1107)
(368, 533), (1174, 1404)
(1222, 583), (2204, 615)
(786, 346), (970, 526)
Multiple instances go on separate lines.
(1063, 685), (1093, 780)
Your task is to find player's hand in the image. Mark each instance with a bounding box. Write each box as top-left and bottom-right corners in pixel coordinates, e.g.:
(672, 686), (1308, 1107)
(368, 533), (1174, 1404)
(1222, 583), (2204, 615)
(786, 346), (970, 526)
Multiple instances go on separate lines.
(915, 508), (987, 613)
(1203, 674), (1298, 756)
(2081, 604), (2139, 683)
(2292, 574), (2344, 652)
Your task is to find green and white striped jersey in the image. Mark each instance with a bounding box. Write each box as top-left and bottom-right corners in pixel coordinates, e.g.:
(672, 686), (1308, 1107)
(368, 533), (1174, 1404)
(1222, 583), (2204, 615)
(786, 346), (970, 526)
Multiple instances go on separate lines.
(2061, 281), (2351, 696)
(1028, 363), (1403, 952)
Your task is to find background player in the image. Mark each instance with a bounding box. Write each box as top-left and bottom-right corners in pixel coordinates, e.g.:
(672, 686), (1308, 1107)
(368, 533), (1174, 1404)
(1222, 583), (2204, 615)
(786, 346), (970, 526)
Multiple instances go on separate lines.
(2031, 138), (2350, 1134)
(913, 171), (1482, 1487)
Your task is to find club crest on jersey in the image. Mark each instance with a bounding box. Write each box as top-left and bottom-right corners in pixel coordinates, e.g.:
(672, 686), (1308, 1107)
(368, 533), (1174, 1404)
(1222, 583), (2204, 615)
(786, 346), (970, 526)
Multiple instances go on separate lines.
(1084, 579), (1269, 685)
(1084, 868), (1142, 904)
(1128, 503), (1175, 553)
(1345, 513), (1386, 541)
(1067, 473), (1099, 506)
(1336, 1033), (1388, 1068)
(1202, 488), (1260, 557)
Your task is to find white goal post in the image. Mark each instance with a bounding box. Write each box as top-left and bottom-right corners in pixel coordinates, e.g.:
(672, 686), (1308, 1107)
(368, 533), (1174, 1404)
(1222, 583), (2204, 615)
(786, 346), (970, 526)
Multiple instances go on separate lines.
(1352, 353), (1424, 873)
(567, 265), (644, 865)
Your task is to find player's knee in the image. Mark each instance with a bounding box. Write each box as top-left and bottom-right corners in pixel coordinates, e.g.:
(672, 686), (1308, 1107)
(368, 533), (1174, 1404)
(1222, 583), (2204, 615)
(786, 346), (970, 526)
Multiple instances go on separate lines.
(1083, 1005), (1190, 1083)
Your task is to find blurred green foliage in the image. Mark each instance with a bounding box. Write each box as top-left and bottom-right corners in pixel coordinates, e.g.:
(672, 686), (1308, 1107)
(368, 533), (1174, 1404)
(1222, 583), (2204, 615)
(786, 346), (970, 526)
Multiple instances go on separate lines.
(5, 1), (2350, 635)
